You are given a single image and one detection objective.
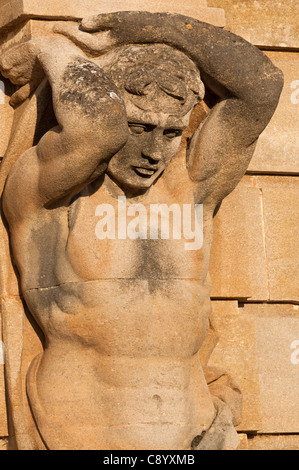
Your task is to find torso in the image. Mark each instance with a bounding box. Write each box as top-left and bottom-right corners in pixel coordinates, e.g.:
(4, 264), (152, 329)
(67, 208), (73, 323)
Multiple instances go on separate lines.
(10, 170), (216, 450)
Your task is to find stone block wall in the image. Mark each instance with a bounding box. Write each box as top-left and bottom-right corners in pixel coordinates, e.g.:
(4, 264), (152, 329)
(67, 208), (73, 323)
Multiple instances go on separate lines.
(0, 0), (298, 451)
(208, 0), (299, 450)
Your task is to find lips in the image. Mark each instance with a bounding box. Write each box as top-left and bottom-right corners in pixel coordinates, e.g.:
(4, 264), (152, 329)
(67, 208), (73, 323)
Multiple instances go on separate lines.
(134, 167), (158, 177)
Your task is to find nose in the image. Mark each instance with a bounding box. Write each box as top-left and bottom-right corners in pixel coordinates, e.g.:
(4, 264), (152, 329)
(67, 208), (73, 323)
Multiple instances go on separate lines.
(142, 134), (163, 163)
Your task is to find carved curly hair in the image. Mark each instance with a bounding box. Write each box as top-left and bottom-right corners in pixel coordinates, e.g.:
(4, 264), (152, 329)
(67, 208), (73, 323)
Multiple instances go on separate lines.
(99, 44), (205, 114)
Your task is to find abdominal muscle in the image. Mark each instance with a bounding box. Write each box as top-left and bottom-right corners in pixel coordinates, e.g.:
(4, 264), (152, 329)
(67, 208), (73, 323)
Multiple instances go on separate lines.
(28, 345), (216, 450)
(25, 278), (215, 450)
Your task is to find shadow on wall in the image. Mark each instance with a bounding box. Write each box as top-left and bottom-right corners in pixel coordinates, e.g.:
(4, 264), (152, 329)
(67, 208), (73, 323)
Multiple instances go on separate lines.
(0, 80), (4, 104)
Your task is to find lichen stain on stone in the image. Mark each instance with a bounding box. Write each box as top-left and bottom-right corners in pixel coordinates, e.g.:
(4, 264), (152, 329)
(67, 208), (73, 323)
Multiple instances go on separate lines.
(59, 58), (121, 118)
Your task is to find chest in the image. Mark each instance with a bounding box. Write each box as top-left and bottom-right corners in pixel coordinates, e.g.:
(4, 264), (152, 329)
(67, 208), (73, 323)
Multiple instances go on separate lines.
(66, 184), (209, 282)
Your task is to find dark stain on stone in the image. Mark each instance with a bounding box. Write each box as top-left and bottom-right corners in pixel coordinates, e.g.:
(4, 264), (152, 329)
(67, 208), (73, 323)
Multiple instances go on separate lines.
(59, 57), (121, 119)
(31, 219), (61, 289)
(135, 240), (179, 293)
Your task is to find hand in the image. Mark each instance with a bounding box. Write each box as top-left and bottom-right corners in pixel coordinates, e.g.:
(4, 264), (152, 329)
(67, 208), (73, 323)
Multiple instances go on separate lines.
(53, 20), (118, 56)
(0, 39), (45, 86)
(82, 11), (177, 46)
(80, 10), (170, 41)
(0, 39), (46, 106)
(0, 36), (80, 106)
(54, 11), (181, 56)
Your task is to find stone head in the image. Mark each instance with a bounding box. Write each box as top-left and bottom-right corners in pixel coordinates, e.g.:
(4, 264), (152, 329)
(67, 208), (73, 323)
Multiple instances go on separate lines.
(98, 44), (205, 193)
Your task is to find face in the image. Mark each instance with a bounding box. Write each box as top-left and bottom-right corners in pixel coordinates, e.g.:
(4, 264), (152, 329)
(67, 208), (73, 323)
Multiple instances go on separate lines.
(107, 99), (192, 193)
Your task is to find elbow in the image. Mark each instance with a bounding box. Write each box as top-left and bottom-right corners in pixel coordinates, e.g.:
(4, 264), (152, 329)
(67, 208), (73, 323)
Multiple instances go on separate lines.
(245, 65), (284, 123)
(265, 65), (284, 107)
(256, 64), (284, 111)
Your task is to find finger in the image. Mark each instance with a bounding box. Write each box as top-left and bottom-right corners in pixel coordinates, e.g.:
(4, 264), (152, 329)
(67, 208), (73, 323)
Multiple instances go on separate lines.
(54, 22), (116, 55)
(53, 21), (92, 50)
(0, 64), (31, 86)
(9, 72), (45, 107)
(1, 59), (43, 86)
(0, 42), (30, 68)
(10, 83), (32, 107)
(0, 43), (35, 84)
(81, 13), (117, 32)
(53, 21), (82, 39)
(0, 47), (20, 75)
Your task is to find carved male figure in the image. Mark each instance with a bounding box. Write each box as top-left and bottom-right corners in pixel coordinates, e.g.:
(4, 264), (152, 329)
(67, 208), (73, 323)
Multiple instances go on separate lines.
(0, 12), (283, 450)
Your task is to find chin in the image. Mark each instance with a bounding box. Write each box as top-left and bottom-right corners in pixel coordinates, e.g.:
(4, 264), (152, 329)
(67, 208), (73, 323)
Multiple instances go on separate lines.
(122, 177), (154, 195)
(108, 170), (161, 195)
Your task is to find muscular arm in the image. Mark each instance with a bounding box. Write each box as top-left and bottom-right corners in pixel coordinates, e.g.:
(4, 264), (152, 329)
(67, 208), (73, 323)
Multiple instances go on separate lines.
(2, 37), (128, 218)
(75, 12), (283, 203)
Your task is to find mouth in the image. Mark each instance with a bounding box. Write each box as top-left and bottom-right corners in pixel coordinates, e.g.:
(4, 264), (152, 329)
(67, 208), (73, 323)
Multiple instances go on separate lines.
(133, 167), (158, 178)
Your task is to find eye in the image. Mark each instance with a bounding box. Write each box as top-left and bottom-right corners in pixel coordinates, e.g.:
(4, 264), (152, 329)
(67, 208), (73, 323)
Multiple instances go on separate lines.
(128, 123), (152, 135)
(164, 129), (183, 139)
(129, 124), (146, 135)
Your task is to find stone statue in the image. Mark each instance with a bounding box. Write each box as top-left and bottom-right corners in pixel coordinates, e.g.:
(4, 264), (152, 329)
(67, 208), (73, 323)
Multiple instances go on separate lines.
(0, 11), (283, 450)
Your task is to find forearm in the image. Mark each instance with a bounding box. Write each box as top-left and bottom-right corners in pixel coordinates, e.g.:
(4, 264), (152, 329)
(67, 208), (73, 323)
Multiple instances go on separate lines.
(94, 12), (283, 113)
(34, 38), (128, 204)
(36, 37), (127, 157)
(155, 15), (281, 100)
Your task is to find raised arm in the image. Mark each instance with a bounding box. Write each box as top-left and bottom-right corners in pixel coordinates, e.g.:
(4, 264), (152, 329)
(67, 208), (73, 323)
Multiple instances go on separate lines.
(69, 11), (283, 203)
(1, 36), (128, 217)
